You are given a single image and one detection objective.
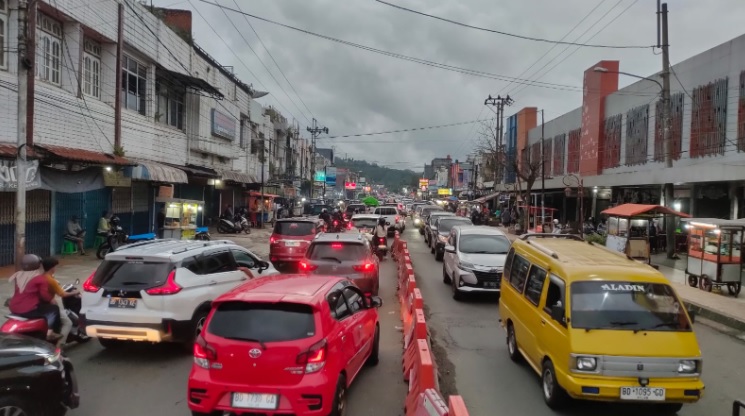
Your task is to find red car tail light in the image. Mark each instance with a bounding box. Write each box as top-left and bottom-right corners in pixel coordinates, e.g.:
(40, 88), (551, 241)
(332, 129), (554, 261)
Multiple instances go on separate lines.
(146, 270), (182, 295)
(83, 271), (99, 293)
(331, 243), (343, 249)
(193, 335), (217, 369)
(296, 339), (327, 373)
(353, 262), (375, 272)
(395, 216), (400, 223)
(299, 261), (318, 272)
(270, 236), (277, 244)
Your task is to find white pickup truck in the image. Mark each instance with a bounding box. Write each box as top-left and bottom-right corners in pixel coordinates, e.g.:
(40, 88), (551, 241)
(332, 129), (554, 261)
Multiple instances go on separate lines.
(373, 206), (404, 236)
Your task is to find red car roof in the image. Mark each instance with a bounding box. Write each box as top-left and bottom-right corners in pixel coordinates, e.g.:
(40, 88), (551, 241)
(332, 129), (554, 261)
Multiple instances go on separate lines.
(214, 274), (343, 306)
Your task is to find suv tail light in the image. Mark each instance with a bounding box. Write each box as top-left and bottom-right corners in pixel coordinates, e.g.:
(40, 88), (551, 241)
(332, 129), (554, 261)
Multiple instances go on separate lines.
(83, 271), (99, 293)
(353, 263), (375, 272)
(193, 335), (217, 369)
(146, 270), (182, 296)
(299, 262), (318, 272)
(395, 216), (400, 223)
(296, 339), (327, 373)
(270, 237), (277, 245)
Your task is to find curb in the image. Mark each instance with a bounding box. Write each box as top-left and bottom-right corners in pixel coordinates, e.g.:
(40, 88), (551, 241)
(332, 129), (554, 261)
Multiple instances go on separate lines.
(684, 300), (745, 333)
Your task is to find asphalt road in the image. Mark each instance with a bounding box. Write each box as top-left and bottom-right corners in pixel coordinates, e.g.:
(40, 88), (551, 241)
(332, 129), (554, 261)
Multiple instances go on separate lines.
(64, 254), (405, 415)
(403, 224), (745, 416)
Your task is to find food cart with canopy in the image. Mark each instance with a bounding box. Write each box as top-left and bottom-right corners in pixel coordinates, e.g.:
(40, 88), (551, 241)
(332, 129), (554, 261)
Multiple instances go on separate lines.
(680, 218), (745, 296)
(601, 204), (690, 264)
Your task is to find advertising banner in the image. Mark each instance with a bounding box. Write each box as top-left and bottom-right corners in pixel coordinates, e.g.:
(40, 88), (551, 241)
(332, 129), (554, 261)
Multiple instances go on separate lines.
(325, 167), (337, 186)
(344, 181), (356, 190)
(211, 109), (237, 141)
(437, 188), (453, 196)
(0, 160), (41, 191)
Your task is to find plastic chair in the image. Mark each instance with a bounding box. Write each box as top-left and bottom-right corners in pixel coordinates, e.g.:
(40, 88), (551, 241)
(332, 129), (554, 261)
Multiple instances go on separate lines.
(94, 235), (106, 249)
(61, 240), (78, 255)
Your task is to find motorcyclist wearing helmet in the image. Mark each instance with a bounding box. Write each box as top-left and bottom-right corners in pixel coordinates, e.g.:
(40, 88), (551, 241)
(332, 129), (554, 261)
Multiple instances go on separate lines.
(8, 254), (62, 342)
(319, 208), (331, 225)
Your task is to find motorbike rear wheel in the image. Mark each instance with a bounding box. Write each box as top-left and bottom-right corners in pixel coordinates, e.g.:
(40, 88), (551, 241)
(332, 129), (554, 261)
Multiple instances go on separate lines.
(96, 244), (111, 260)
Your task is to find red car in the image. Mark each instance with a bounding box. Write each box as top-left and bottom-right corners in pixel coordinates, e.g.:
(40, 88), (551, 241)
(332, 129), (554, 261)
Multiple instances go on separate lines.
(188, 275), (382, 416)
(270, 218), (326, 272)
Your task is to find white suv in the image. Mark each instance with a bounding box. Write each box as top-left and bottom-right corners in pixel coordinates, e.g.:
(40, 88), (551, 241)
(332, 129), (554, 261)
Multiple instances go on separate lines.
(80, 239), (278, 348)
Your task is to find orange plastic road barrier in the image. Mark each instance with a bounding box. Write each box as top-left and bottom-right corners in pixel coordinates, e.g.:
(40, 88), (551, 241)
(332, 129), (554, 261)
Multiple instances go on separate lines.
(407, 389), (449, 416)
(405, 339), (437, 413)
(448, 396), (469, 416)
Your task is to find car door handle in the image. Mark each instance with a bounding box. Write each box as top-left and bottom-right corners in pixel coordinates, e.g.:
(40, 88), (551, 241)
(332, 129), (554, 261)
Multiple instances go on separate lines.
(209, 280), (218, 286)
(541, 319), (546, 325)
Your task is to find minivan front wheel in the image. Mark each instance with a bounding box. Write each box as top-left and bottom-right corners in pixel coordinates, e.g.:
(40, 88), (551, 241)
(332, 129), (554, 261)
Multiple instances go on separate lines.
(542, 360), (568, 409)
(506, 323), (521, 363)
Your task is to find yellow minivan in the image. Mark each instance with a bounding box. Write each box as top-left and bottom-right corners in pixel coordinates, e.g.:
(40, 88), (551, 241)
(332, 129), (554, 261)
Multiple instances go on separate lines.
(499, 234), (703, 414)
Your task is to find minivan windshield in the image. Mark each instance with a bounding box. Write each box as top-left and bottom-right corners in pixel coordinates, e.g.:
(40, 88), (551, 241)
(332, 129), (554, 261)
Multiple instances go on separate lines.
(274, 221), (315, 236)
(570, 281), (692, 332)
(208, 302), (315, 342)
(437, 218), (472, 234)
(458, 235), (511, 254)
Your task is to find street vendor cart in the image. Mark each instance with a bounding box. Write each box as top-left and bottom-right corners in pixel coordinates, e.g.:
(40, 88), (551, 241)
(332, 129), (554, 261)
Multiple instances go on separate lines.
(681, 218), (745, 296)
(601, 204), (690, 264)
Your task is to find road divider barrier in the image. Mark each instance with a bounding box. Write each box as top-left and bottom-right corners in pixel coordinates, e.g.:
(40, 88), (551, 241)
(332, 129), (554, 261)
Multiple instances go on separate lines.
(393, 234), (470, 416)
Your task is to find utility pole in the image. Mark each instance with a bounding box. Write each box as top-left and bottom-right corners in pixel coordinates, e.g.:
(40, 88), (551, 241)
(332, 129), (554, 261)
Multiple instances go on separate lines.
(15, 0), (32, 269)
(306, 118), (329, 199)
(484, 95), (514, 188)
(659, 2), (676, 259)
(540, 109), (545, 224)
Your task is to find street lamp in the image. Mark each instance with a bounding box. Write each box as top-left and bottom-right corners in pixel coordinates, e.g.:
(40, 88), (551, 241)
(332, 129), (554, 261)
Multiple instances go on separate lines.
(593, 67), (663, 92)
(563, 174), (584, 233)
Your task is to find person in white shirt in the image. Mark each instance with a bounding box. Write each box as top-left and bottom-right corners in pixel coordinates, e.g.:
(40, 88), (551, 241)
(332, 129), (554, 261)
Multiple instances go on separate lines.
(552, 219), (562, 234)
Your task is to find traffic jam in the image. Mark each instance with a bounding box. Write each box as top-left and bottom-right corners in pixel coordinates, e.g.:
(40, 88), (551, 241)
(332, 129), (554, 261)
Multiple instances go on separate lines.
(2, 196), (741, 416)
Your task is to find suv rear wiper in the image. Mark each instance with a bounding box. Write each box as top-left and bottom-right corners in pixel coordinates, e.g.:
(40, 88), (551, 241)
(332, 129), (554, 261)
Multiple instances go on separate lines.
(225, 336), (267, 350)
(320, 256), (342, 264)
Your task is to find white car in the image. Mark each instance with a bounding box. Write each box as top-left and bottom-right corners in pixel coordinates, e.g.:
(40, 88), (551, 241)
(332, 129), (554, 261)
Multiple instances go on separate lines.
(442, 226), (512, 301)
(372, 206), (404, 236)
(80, 239), (278, 348)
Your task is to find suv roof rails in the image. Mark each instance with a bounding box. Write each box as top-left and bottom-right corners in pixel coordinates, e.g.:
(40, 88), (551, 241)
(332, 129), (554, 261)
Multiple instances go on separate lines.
(116, 239), (177, 251)
(525, 240), (560, 259)
(171, 239), (232, 254)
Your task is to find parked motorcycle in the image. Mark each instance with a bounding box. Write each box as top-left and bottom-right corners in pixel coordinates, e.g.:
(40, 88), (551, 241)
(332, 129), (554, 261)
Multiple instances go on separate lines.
(217, 214), (251, 234)
(97, 230), (156, 259)
(195, 226), (211, 240)
(1, 279), (90, 345)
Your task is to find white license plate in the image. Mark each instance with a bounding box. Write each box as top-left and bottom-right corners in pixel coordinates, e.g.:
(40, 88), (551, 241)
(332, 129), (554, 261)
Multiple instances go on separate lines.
(232, 392), (278, 409)
(620, 387), (665, 401)
(285, 241), (300, 247)
(484, 282), (499, 288)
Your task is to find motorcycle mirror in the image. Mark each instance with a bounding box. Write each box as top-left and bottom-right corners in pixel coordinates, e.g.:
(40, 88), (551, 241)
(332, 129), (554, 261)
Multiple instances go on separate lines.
(74, 279), (80, 285)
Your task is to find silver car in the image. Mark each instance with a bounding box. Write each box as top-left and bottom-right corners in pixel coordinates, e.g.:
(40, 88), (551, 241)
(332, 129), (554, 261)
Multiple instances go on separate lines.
(442, 226), (512, 301)
(300, 232), (380, 295)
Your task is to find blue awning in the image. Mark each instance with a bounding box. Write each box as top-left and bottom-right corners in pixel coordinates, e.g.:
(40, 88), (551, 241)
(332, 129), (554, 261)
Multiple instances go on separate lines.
(126, 160), (188, 183)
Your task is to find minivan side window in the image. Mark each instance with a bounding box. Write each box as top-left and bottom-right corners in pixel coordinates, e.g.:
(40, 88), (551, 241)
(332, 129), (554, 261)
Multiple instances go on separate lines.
(231, 249), (256, 268)
(524, 266), (547, 306)
(508, 254), (530, 293)
(503, 248), (516, 279)
(544, 274), (566, 324)
(201, 252), (237, 274)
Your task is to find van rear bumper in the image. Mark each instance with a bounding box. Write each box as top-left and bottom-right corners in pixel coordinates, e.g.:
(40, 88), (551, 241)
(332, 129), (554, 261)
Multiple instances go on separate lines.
(560, 372), (704, 403)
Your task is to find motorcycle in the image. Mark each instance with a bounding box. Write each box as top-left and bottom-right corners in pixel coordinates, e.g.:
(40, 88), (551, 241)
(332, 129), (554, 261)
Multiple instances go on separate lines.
(1, 279), (90, 345)
(373, 236), (388, 261)
(97, 230), (155, 259)
(329, 218), (345, 233)
(217, 214), (251, 234)
(195, 226), (211, 240)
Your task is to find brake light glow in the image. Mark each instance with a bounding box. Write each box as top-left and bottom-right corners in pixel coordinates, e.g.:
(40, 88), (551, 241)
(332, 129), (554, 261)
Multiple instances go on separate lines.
(331, 243), (343, 249)
(395, 216), (400, 223)
(193, 336), (217, 369)
(353, 262), (375, 272)
(270, 237), (277, 244)
(296, 339), (327, 373)
(299, 261), (318, 272)
(82, 271), (99, 293)
(146, 270), (182, 295)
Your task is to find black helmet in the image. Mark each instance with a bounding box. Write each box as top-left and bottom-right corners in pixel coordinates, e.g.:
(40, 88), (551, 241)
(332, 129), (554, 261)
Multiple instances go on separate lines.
(21, 254), (41, 271)
(110, 215), (121, 226)
(378, 217), (386, 226)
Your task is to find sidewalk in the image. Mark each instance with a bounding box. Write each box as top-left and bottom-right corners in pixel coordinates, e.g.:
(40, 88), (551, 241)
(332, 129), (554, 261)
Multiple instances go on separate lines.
(0, 227), (272, 317)
(495, 226), (745, 332)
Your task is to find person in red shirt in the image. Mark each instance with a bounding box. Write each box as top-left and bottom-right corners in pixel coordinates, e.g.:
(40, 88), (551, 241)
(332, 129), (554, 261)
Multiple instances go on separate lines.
(8, 254), (62, 342)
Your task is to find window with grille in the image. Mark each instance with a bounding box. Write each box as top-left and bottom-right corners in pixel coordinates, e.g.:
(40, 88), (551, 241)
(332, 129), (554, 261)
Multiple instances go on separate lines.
(122, 55), (147, 115)
(567, 129), (580, 173)
(36, 13), (62, 85)
(553, 133), (566, 175)
(83, 39), (101, 98)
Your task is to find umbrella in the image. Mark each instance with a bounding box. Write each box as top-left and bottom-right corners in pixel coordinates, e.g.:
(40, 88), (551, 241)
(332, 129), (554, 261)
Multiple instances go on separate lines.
(362, 196), (379, 207)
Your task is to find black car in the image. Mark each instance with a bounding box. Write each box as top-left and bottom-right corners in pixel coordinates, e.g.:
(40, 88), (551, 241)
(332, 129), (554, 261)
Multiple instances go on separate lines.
(424, 212), (456, 247)
(431, 217), (473, 260)
(0, 334), (79, 415)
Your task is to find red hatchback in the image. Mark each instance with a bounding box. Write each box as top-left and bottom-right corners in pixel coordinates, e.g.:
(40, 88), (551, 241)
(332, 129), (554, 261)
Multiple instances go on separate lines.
(187, 275), (382, 416)
(270, 218), (325, 272)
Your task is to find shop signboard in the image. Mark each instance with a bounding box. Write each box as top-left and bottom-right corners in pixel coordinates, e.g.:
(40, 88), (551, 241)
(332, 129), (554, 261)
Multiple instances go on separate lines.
(211, 109), (237, 141)
(359, 177), (366, 185)
(103, 168), (131, 187)
(0, 160), (41, 191)
(418, 179), (428, 188)
(314, 171), (326, 182)
(437, 188), (453, 196)
(345, 181), (356, 190)
(325, 166), (337, 186)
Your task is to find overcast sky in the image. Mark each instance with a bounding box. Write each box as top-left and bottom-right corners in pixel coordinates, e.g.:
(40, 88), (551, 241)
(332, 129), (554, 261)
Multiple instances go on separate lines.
(156, 0), (745, 173)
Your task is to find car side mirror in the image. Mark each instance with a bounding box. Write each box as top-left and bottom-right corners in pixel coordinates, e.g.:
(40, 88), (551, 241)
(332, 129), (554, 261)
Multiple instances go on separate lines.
(258, 260), (269, 273)
(370, 296), (383, 308)
(74, 278), (80, 285)
(386, 222), (391, 226)
(444, 245), (456, 253)
(550, 305), (565, 323)
(687, 307), (696, 324)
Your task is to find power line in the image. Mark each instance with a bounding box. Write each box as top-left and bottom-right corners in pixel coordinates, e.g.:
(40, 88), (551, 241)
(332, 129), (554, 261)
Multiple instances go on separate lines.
(317, 118), (494, 140)
(373, 0), (652, 49)
(229, 0), (315, 121)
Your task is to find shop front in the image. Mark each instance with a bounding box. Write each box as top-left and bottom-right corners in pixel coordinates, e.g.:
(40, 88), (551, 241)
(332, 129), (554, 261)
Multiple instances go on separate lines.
(157, 197), (204, 240)
(247, 191), (279, 225)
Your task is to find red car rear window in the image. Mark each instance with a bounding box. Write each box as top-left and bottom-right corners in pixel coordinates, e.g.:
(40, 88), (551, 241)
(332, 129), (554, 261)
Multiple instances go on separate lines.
(274, 222), (315, 236)
(208, 302), (316, 342)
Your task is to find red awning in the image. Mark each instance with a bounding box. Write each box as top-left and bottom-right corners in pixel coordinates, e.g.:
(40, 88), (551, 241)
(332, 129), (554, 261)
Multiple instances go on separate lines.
(601, 203), (690, 218)
(247, 191), (279, 198)
(0, 143), (39, 158)
(36, 144), (130, 165)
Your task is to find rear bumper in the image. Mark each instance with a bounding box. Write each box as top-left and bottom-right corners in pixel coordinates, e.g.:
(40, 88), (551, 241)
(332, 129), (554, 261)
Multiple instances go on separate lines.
(81, 316), (191, 342)
(559, 372), (704, 404)
(188, 368), (336, 415)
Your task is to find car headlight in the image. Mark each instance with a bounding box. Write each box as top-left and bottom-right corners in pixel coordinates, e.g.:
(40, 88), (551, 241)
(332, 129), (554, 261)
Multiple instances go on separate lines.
(457, 261), (475, 271)
(575, 356), (597, 371)
(414, 219), (421, 224)
(678, 359), (700, 374)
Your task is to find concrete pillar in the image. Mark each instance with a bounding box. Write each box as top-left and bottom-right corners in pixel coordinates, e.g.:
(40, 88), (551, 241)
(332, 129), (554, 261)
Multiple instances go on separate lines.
(729, 183), (739, 220)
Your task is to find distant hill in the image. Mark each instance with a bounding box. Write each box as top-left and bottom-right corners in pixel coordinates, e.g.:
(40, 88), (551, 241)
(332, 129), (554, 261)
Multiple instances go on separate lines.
(335, 158), (421, 192)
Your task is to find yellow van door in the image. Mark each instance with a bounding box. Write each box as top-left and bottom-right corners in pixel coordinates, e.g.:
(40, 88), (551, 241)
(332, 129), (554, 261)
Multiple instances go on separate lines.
(536, 274), (570, 372)
(521, 265), (549, 366)
(505, 254), (532, 359)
